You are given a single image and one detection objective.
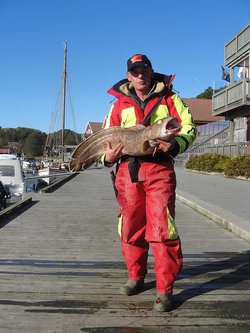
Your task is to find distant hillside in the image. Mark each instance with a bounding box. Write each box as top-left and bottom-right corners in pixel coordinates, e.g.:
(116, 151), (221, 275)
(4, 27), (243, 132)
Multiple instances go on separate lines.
(0, 127), (81, 157)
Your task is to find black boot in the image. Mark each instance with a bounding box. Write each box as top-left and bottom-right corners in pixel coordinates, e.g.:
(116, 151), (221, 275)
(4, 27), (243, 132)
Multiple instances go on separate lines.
(119, 279), (144, 296)
(153, 292), (173, 312)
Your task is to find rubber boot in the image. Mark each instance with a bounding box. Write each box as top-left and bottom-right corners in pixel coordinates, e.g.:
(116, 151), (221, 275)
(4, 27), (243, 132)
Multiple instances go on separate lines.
(119, 279), (144, 296)
(153, 292), (173, 312)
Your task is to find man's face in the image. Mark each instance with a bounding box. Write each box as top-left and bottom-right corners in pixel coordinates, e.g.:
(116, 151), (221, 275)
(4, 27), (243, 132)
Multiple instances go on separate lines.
(127, 66), (154, 94)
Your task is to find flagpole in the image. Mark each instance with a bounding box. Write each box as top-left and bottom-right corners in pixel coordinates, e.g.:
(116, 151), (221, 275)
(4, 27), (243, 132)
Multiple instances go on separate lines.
(212, 81), (215, 94)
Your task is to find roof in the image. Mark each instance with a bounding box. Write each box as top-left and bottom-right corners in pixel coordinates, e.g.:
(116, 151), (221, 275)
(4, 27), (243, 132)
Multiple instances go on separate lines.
(84, 122), (103, 133)
(182, 98), (225, 122)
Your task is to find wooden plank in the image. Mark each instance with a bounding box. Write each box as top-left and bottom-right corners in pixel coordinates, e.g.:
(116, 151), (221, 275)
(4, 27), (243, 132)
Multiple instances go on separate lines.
(0, 196), (32, 220)
(0, 167), (249, 332)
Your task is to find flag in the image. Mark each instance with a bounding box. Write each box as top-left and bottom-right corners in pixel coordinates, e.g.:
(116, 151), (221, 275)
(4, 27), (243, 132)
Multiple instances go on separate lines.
(221, 66), (230, 82)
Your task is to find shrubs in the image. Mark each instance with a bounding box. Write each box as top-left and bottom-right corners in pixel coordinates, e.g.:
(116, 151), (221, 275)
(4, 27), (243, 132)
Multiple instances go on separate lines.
(224, 154), (250, 179)
(185, 153), (250, 179)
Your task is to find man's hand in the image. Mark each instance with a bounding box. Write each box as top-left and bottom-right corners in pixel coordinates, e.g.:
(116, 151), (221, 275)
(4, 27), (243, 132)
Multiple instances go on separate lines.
(156, 138), (176, 153)
(105, 141), (124, 164)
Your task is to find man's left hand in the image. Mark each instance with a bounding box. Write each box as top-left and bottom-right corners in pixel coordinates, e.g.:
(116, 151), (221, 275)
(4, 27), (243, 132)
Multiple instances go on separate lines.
(156, 138), (176, 153)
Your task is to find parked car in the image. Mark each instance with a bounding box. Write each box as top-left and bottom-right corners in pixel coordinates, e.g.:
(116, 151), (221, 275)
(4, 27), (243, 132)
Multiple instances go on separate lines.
(0, 156), (25, 205)
(0, 180), (11, 210)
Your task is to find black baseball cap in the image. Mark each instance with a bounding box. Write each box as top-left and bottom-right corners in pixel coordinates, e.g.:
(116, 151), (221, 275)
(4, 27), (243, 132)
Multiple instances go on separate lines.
(127, 54), (152, 71)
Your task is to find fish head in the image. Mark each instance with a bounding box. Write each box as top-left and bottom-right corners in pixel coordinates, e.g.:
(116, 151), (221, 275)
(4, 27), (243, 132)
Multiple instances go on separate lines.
(141, 117), (181, 153)
(157, 117), (181, 141)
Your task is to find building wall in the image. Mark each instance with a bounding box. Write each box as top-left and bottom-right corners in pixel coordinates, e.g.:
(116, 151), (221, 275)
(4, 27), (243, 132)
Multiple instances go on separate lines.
(234, 117), (248, 141)
(0, 148), (11, 154)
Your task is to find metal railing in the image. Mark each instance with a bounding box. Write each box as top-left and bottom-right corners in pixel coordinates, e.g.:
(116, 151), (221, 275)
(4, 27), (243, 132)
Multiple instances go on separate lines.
(212, 79), (250, 115)
(224, 23), (250, 66)
(187, 142), (249, 159)
(188, 126), (230, 154)
(175, 123), (249, 165)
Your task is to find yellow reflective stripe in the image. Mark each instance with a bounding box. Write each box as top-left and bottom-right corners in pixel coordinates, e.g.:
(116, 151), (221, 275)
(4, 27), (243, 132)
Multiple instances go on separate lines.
(100, 105), (115, 165)
(167, 208), (179, 240)
(150, 104), (170, 124)
(121, 107), (136, 127)
(172, 94), (197, 152)
(104, 105), (114, 129)
(175, 136), (187, 154)
(118, 214), (122, 236)
(118, 211), (178, 239)
(100, 153), (106, 165)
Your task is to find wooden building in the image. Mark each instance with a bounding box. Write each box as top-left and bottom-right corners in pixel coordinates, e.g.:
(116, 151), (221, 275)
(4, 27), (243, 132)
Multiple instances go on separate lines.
(212, 23), (250, 143)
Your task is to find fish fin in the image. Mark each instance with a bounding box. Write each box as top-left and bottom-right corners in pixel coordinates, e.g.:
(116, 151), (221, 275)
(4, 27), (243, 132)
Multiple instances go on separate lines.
(148, 139), (158, 148)
(152, 147), (158, 156)
(70, 158), (87, 172)
(126, 124), (145, 131)
(69, 159), (78, 172)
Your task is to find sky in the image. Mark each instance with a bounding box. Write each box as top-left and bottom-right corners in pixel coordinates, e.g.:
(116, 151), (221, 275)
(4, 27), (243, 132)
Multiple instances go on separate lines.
(0, 0), (250, 134)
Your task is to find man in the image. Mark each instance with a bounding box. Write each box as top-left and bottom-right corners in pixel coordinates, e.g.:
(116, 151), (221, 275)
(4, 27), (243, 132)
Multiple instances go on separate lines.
(102, 54), (196, 312)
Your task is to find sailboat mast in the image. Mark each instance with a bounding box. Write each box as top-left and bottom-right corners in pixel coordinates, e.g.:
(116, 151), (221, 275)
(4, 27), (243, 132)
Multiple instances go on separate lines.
(61, 41), (67, 161)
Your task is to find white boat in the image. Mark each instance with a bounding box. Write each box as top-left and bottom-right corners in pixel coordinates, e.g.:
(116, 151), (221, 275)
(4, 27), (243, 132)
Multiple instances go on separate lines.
(22, 160), (31, 170)
(35, 155), (69, 185)
(0, 155), (25, 204)
(37, 167), (52, 184)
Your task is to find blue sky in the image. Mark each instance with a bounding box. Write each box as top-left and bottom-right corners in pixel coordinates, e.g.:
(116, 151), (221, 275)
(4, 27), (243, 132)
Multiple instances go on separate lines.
(0, 0), (249, 134)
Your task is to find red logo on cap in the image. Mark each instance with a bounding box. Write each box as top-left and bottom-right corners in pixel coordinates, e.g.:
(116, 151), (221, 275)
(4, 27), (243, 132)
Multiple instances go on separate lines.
(130, 55), (142, 63)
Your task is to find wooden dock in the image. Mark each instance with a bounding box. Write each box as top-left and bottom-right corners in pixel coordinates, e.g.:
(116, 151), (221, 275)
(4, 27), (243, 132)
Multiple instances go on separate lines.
(0, 167), (249, 332)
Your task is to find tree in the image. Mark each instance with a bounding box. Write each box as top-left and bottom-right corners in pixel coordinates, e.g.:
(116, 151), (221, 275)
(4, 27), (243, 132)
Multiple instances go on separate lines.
(0, 126), (81, 157)
(196, 85), (228, 99)
(64, 129), (81, 145)
(46, 129), (81, 146)
(196, 86), (213, 99)
(23, 131), (46, 157)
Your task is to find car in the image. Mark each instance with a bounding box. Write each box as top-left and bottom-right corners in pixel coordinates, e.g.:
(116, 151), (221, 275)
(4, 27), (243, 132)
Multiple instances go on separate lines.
(0, 157), (25, 205)
(0, 181), (11, 210)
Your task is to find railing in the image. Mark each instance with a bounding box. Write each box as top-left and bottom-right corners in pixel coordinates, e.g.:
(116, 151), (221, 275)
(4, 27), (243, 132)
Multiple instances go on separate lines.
(189, 126), (230, 153)
(195, 121), (229, 144)
(224, 23), (250, 67)
(175, 123), (249, 165)
(187, 142), (249, 159)
(212, 79), (250, 115)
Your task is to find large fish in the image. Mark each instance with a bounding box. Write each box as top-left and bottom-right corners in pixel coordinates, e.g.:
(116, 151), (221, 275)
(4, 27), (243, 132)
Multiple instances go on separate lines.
(69, 116), (181, 172)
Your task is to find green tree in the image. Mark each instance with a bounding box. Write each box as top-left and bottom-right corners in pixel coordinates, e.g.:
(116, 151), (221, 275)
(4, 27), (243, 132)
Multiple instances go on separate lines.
(64, 129), (81, 145)
(196, 86), (213, 99)
(16, 127), (34, 141)
(23, 131), (46, 157)
(0, 126), (80, 157)
(196, 85), (228, 99)
(48, 129), (81, 146)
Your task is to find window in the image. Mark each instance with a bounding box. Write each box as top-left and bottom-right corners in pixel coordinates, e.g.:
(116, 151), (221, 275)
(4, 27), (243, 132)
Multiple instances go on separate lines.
(0, 166), (15, 177)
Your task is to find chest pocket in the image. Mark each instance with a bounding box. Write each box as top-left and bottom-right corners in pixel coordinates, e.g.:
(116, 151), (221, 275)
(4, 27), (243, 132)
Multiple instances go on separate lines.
(121, 107), (137, 127)
(150, 104), (170, 125)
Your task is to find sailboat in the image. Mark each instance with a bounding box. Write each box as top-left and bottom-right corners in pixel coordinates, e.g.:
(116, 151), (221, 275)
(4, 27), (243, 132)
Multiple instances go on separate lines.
(38, 42), (78, 184)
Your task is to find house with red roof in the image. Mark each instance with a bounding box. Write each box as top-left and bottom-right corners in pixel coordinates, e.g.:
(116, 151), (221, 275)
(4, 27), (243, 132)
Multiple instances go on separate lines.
(83, 121), (105, 140)
(182, 98), (224, 126)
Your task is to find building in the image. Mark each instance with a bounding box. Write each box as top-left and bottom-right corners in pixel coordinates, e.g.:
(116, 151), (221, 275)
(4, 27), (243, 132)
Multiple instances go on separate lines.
(83, 121), (104, 140)
(0, 147), (11, 154)
(212, 23), (250, 144)
(0, 142), (22, 155)
(182, 98), (224, 126)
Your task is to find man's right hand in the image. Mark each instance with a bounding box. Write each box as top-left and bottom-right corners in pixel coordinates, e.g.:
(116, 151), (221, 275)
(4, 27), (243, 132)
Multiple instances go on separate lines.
(104, 141), (124, 164)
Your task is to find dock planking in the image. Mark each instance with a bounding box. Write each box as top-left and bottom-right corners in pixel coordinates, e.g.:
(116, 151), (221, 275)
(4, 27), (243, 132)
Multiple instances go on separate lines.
(0, 167), (249, 332)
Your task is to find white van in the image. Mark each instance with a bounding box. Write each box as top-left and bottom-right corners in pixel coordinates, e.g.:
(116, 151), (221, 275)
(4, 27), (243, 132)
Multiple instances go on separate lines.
(0, 157), (25, 204)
